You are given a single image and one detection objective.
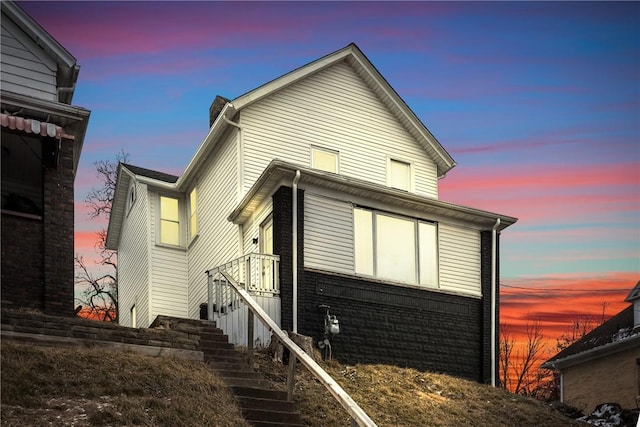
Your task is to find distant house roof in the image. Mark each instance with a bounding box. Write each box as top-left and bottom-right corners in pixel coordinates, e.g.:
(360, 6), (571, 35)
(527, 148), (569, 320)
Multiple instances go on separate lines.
(625, 280), (640, 302)
(121, 163), (178, 184)
(542, 305), (638, 370)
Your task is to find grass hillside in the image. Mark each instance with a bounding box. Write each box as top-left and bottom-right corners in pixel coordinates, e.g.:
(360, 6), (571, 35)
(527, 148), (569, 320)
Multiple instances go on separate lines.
(251, 351), (579, 427)
(1, 342), (578, 426)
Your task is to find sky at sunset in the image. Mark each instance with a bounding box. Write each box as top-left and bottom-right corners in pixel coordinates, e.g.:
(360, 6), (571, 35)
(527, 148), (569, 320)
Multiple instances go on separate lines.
(17, 1), (639, 352)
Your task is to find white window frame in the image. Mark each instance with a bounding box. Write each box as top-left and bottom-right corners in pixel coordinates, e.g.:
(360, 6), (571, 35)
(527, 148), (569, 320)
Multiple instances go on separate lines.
(126, 182), (136, 215)
(188, 187), (198, 241)
(311, 145), (339, 173)
(158, 194), (183, 247)
(387, 157), (414, 192)
(353, 207), (438, 288)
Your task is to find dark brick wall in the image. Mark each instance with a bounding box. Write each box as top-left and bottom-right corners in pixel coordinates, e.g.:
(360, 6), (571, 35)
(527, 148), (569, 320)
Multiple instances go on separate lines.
(272, 184), (499, 383)
(1, 215), (45, 310)
(1, 138), (75, 316)
(42, 139), (75, 316)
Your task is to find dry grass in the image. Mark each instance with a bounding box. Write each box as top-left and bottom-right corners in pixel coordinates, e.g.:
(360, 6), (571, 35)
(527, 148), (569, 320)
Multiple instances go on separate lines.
(1, 342), (249, 426)
(251, 350), (581, 427)
(1, 341), (580, 426)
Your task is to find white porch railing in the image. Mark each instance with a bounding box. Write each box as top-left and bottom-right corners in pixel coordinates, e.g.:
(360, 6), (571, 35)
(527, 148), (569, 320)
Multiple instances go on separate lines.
(206, 253), (280, 347)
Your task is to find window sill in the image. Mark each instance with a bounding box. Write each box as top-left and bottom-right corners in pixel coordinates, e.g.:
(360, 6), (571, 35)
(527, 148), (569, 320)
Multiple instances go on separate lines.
(155, 242), (187, 252)
(188, 233), (199, 249)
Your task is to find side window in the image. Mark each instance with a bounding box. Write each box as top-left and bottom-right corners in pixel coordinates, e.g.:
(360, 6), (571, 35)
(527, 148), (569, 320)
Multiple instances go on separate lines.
(311, 146), (339, 173)
(189, 188), (197, 240)
(126, 183), (136, 214)
(388, 158), (412, 191)
(159, 196), (180, 246)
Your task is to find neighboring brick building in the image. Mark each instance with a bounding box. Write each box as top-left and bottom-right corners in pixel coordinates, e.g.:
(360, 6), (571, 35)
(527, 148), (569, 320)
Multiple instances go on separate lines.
(1, 1), (90, 316)
(543, 281), (640, 412)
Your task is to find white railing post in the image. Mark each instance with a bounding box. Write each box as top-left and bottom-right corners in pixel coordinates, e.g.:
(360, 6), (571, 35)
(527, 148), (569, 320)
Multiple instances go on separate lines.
(207, 271), (214, 321)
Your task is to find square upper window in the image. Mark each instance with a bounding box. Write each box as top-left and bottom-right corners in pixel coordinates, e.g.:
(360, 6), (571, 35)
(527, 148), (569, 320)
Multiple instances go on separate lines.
(388, 158), (412, 191)
(311, 146), (339, 173)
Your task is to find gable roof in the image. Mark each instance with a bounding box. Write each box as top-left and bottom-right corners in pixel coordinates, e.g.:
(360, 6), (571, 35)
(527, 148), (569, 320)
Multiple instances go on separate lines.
(1, 1), (79, 103)
(180, 43), (456, 187)
(121, 163), (179, 184)
(542, 304), (638, 370)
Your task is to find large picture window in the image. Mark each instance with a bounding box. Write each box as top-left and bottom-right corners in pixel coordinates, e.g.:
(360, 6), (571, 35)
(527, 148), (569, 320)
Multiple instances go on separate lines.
(160, 196), (180, 246)
(354, 207), (438, 287)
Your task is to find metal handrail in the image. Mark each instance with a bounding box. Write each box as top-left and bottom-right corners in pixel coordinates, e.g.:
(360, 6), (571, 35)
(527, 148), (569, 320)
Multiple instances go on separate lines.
(218, 270), (377, 427)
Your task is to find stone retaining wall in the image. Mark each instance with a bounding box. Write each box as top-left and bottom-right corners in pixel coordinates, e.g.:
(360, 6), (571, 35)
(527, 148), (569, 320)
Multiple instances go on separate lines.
(1, 310), (214, 353)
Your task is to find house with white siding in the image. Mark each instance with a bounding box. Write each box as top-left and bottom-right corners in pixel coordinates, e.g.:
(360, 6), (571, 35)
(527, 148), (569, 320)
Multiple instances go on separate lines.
(106, 43), (516, 384)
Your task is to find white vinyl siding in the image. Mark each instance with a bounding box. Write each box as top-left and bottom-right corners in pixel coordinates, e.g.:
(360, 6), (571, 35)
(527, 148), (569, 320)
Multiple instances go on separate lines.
(241, 60), (438, 199)
(117, 181), (150, 327)
(149, 193), (189, 319)
(439, 223), (481, 295)
(304, 193), (354, 274)
(243, 199), (273, 254)
(186, 132), (240, 319)
(0, 17), (57, 101)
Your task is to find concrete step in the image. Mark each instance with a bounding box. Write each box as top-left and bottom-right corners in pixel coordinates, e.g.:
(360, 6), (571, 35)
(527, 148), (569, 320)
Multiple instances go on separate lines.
(202, 347), (240, 358)
(208, 361), (253, 372)
(200, 341), (235, 350)
(214, 369), (263, 380)
(243, 408), (304, 425)
(200, 332), (229, 342)
(223, 377), (272, 388)
(244, 421), (305, 427)
(237, 396), (297, 413)
(204, 353), (246, 365)
(231, 386), (288, 401)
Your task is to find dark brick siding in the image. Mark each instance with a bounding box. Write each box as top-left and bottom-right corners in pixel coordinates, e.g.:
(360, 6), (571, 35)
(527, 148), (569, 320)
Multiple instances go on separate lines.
(273, 185), (499, 383)
(1, 138), (75, 316)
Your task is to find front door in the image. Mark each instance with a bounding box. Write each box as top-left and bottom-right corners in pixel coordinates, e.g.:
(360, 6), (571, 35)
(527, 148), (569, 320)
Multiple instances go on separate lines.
(260, 216), (273, 289)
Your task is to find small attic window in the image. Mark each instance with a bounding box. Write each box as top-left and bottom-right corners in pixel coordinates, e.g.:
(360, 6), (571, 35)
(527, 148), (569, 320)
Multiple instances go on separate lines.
(126, 183), (136, 214)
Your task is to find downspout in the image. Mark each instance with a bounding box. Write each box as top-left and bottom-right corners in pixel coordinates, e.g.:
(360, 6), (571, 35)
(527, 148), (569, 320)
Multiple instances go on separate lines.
(223, 115), (244, 256)
(292, 170), (301, 333)
(491, 217), (501, 387)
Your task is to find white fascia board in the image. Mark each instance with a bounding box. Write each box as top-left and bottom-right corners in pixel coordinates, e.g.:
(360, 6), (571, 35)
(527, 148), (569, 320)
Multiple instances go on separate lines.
(105, 166), (133, 250)
(2, 1), (76, 69)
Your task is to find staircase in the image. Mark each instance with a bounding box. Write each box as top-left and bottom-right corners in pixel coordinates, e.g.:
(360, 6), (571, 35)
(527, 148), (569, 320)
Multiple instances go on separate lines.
(199, 324), (305, 427)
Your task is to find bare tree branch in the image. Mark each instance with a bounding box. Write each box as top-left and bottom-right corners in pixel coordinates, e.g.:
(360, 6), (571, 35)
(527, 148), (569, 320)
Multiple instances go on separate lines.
(75, 150), (128, 322)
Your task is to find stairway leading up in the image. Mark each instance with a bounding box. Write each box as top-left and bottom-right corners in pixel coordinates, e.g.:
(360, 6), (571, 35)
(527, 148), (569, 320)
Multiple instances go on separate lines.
(199, 324), (305, 427)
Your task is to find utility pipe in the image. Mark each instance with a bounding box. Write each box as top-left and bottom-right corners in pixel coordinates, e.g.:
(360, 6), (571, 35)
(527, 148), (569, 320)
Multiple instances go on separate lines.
(292, 170), (301, 333)
(491, 217), (501, 387)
